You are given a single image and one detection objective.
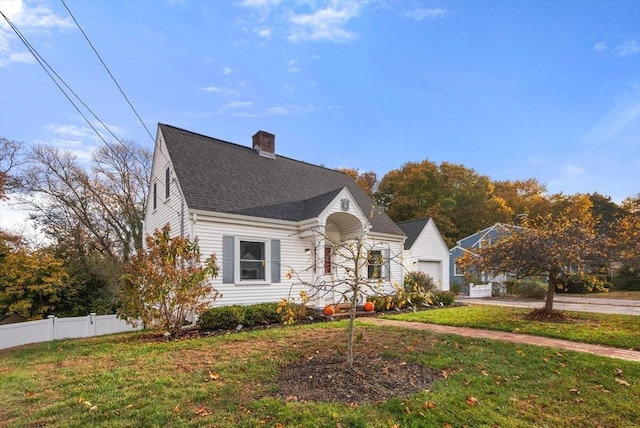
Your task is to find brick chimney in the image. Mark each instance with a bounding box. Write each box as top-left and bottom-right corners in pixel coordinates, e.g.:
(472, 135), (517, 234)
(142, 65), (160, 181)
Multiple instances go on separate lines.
(252, 130), (275, 158)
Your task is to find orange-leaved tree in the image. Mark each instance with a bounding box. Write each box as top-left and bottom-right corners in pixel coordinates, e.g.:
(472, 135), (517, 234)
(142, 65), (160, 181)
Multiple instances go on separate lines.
(117, 225), (220, 336)
(458, 200), (604, 312)
(0, 236), (72, 319)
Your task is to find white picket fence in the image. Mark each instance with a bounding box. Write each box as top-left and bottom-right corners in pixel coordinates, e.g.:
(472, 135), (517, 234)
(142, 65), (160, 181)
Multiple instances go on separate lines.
(0, 314), (142, 350)
(468, 282), (493, 298)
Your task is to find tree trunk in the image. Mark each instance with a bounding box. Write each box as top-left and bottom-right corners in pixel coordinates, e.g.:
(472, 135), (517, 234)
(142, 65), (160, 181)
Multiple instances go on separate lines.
(345, 288), (359, 370)
(544, 274), (557, 312)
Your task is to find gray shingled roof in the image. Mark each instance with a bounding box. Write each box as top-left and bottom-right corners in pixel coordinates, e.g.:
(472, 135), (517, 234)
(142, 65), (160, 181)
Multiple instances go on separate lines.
(396, 218), (430, 249)
(159, 124), (404, 236)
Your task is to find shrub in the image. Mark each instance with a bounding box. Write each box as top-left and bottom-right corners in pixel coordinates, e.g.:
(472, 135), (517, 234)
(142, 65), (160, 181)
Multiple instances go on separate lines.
(449, 282), (460, 294)
(198, 305), (245, 331)
(512, 278), (547, 299)
(398, 272), (438, 309)
(432, 290), (456, 306)
(404, 271), (437, 294)
(556, 275), (611, 294)
(611, 267), (640, 291)
(367, 295), (395, 311)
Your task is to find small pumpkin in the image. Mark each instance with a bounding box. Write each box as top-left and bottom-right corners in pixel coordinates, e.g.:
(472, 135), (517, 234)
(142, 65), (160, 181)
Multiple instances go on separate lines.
(323, 305), (335, 316)
(363, 301), (375, 312)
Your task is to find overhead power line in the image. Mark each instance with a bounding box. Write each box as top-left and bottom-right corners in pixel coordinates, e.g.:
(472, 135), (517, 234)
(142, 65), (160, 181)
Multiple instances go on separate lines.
(60, 0), (156, 144)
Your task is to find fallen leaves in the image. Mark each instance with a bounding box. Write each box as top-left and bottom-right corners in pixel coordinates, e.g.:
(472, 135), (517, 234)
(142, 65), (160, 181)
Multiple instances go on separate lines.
(77, 397), (97, 411)
(466, 396), (479, 406)
(615, 378), (631, 387)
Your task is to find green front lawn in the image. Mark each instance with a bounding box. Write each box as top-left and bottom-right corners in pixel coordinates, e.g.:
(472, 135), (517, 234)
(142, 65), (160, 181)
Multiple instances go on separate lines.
(1, 322), (639, 427)
(385, 305), (640, 350)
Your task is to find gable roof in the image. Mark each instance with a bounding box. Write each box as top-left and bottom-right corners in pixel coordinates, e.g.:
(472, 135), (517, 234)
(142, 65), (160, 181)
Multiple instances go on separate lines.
(159, 124), (403, 236)
(396, 218), (430, 249)
(456, 222), (526, 248)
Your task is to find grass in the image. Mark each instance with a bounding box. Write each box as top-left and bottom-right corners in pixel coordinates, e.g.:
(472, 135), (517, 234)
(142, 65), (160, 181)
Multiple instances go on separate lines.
(385, 305), (640, 350)
(1, 321), (639, 427)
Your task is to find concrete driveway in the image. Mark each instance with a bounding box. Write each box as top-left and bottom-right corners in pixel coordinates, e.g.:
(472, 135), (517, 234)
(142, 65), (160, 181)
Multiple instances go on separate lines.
(458, 295), (640, 316)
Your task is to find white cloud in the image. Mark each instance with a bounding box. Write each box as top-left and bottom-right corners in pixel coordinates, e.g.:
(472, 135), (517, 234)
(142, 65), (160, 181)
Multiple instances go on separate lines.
(404, 7), (448, 21)
(614, 40), (640, 57)
(593, 41), (607, 52)
(198, 85), (239, 95)
(239, 0), (281, 8)
(46, 123), (95, 139)
(256, 26), (271, 38)
(288, 58), (299, 72)
(0, 0), (73, 66)
(224, 101), (253, 108)
(265, 106), (288, 115)
(585, 88), (640, 143)
(222, 66), (238, 75)
(232, 103), (314, 117)
(288, 1), (365, 43)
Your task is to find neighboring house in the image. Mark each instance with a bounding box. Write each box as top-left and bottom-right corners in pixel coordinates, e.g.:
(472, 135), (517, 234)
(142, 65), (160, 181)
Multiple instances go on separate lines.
(396, 218), (450, 291)
(144, 124), (406, 308)
(449, 223), (525, 292)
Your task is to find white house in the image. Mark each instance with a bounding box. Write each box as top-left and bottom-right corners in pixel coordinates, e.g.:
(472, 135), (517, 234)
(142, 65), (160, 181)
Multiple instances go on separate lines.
(396, 218), (450, 291)
(144, 124), (406, 307)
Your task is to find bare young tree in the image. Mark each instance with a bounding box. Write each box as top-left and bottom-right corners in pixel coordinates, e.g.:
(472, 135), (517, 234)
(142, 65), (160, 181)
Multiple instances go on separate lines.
(286, 226), (403, 369)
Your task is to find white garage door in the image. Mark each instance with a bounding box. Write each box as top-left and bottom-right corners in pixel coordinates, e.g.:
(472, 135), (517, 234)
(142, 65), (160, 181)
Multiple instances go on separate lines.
(417, 261), (441, 284)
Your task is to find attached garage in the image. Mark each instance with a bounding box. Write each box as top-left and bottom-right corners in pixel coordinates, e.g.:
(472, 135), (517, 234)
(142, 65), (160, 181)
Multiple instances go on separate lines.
(417, 260), (442, 283)
(396, 218), (450, 291)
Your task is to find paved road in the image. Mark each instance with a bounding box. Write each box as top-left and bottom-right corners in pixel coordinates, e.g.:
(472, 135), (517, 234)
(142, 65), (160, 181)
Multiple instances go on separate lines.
(457, 295), (640, 316)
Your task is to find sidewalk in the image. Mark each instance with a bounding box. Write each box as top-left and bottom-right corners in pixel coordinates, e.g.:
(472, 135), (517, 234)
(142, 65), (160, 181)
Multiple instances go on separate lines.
(361, 317), (640, 362)
(456, 296), (640, 316)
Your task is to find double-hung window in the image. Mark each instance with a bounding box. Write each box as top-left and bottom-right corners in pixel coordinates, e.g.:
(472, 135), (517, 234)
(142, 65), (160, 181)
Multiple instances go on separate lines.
(240, 240), (266, 281)
(222, 236), (280, 284)
(367, 250), (384, 279)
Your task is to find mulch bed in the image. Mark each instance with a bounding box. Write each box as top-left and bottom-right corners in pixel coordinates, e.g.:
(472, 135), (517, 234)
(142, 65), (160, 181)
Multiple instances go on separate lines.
(276, 354), (442, 404)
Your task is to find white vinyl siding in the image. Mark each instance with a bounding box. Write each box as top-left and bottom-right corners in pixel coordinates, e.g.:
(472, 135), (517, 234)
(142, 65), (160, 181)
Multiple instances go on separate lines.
(404, 220), (450, 291)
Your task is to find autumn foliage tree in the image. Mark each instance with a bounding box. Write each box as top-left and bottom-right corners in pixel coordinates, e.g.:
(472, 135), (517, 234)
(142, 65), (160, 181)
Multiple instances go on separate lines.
(117, 225), (220, 336)
(0, 237), (72, 319)
(459, 199), (603, 312)
(336, 168), (378, 197)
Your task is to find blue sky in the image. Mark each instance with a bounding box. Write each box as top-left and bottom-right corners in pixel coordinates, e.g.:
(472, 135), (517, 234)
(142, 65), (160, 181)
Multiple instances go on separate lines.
(0, 0), (639, 230)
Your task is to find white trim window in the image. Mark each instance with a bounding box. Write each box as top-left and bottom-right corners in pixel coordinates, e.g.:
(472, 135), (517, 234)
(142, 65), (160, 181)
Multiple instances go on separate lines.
(454, 261), (464, 276)
(367, 248), (390, 280)
(222, 235), (281, 284)
(239, 239), (267, 281)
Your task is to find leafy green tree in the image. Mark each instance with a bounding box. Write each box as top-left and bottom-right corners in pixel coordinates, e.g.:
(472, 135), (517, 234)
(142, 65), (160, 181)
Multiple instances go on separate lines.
(117, 225), (220, 336)
(376, 160), (510, 246)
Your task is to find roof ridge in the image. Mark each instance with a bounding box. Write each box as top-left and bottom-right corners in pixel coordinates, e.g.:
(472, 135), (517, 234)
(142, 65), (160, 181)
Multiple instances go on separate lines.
(159, 123), (354, 178)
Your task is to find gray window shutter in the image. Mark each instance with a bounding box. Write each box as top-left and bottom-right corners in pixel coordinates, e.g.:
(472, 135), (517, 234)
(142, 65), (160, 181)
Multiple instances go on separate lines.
(383, 248), (391, 280)
(223, 236), (234, 283)
(271, 239), (281, 283)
